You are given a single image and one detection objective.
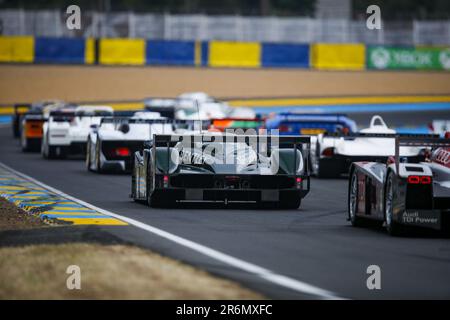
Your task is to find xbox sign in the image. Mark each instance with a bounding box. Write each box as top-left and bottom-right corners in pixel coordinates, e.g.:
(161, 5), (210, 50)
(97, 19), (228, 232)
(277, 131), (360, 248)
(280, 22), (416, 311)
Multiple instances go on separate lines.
(439, 49), (450, 70)
(368, 46), (450, 70)
(370, 47), (390, 69)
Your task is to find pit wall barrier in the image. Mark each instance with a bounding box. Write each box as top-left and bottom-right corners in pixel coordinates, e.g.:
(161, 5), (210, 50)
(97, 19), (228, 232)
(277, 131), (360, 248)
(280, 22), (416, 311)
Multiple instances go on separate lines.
(0, 36), (449, 71)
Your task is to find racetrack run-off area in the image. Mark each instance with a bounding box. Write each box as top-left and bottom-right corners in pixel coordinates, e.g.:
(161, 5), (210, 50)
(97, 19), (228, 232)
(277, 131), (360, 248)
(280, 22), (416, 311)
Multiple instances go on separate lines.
(1, 65), (450, 104)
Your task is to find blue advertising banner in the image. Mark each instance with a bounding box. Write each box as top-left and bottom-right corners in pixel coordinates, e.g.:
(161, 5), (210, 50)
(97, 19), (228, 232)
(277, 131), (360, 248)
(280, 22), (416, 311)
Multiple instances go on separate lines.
(146, 40), (195, 65)
(34, 37), (85, 64)
(262, 43), (309, 68)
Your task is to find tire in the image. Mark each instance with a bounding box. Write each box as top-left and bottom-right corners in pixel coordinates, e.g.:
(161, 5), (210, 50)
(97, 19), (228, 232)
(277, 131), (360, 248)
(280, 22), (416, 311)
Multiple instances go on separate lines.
(42, 131), (60, 159)
(348, 170), (365, 227)
(21, 139), (29, 152)
(317, 159), (339, 179)
(46, 146), (59, 159)
(95, 141), (103, 173)
(146, 164), (172, 208)
(21, 129), (29, 152)
(86, 139), (92, 171)
(384, 171), (403, 236)
(146, 166), (159, 207)
(131, 160), (139, 202)
(12, 117), (20, 138)
(42, 136), (49, 159)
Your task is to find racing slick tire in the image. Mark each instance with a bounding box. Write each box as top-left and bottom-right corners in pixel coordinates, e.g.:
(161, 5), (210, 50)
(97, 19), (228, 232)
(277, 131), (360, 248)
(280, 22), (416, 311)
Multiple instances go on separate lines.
(43, 143), (63, 159)
(317, 159), (340, 179)
(131, 160), (144, 203)
(348, 170), (365, 227)
(21, 137), (30, 152)
(42, 132), (65, 159)
(95, 141), (103, 173)
(384, 171), (404, 236)
(46, 146), (59, 159)
(146, 185), (171, 208)
(86, 140), (93, 171)
(21, 133), (38, 152)
(12, 117), (20, 138)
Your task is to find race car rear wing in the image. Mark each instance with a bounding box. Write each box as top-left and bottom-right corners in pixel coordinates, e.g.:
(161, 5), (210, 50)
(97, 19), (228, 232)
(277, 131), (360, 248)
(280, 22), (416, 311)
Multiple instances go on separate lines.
(101, 117), (212, 129)
(23, 113), (46, 121)
(100, 117), (210, 129)
(152, 134), (310, 148)
(49, 110), (113, 120)
(209, 118), (263, 132)
(323, 132), (439, 139)
(101, 117), (174, 124)
(152, 134), (311, 180)
(394, 136), (450, 173)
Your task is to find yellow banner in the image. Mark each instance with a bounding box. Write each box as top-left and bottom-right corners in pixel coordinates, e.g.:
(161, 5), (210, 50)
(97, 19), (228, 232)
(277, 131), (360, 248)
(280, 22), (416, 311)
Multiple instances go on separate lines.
(99, 38), (145, 65)
(209, 41), (261, 68)
(311, 43), (365, 70)
(85, 38), (95, 64)
(0, 36), (34, 63)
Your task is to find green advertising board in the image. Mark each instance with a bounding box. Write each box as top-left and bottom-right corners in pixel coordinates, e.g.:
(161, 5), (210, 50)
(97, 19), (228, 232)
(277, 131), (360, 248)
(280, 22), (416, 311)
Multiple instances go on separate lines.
(368, 46), (450, 70)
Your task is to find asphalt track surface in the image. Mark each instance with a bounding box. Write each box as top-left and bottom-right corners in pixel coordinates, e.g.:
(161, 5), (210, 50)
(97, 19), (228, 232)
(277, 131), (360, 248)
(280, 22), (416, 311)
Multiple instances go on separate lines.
(1, 123), (450, 299)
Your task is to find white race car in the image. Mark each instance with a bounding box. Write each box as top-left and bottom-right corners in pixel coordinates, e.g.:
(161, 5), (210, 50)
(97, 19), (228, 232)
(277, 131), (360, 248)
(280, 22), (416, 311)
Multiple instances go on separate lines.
(144, 98), (177, 118)
(174, 92), (255, 120)
(431, 120), (450, 137)
(20, 101), (75, 152)
(86, 112), (176, 173)
(41, 105), (114, 159)
(314, 115), (428, 178)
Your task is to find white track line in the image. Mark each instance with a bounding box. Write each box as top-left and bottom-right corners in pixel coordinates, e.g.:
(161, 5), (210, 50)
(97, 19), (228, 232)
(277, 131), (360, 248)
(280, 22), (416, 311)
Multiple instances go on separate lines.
(0, 161), (344, 300)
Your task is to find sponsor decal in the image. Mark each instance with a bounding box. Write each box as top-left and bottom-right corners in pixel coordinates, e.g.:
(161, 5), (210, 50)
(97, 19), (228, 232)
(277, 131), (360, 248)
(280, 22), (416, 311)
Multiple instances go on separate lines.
(368, 46), (450, 70)
(402, 211), (439, 225)
(439, 49), (450, 70)
(371, 47), (390, 69)
(432, 148), (450, 167)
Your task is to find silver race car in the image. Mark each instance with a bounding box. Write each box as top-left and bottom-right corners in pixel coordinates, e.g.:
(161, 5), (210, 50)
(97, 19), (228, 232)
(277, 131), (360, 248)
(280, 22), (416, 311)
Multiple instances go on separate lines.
(348, 135), (450, 235)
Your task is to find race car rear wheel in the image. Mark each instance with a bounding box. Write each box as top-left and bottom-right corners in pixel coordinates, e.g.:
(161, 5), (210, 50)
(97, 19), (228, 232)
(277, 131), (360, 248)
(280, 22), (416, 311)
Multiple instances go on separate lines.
(146, 184), (168, 207)
(95, 141), (103, 173)
(46, 146), (58, 159)
(146, 166), (161, 207)
(21, 131), (31, 152)
(384, 171), (403, 236)
(12, 116), (20, 138)
(86, 140), (92, 171)
(348, 171), (364, 227)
